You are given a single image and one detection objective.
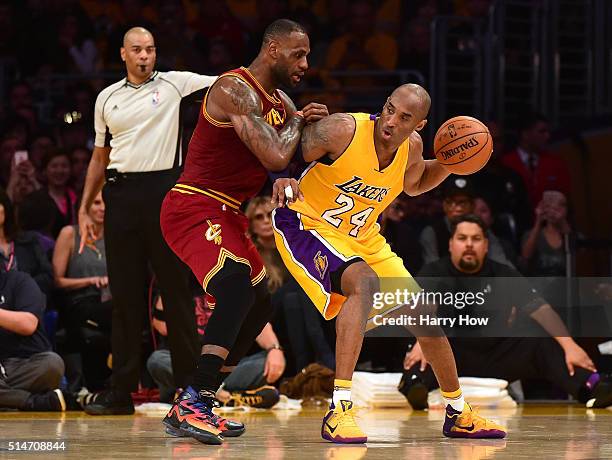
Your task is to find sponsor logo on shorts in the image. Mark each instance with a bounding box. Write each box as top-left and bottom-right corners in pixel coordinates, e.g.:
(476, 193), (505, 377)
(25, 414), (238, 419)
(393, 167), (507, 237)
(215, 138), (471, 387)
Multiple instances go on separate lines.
(314, 251), (328, 279)
(205, 220), (222, 245)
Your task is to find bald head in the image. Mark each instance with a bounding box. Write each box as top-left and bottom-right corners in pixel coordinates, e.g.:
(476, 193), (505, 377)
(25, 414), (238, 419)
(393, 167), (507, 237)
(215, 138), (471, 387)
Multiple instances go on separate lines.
(123, 27), (154, 47)
(389, 84), (431, 120)
(121, 27), (156, 84)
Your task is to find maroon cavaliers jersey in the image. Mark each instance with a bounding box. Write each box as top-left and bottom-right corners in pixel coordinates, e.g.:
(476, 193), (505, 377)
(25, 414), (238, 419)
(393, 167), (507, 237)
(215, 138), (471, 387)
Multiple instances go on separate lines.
(178, 67), (287, 204)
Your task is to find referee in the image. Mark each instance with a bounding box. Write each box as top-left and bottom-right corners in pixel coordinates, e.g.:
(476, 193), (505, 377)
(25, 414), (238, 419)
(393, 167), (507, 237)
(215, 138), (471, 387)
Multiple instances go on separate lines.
(79, 27), (216, 415)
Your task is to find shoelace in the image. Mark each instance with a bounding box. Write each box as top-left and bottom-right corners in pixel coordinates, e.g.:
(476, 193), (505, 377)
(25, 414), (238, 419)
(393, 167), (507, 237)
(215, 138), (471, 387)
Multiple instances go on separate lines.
(193, 398), (224, 424)
(338, 406), (361, 427)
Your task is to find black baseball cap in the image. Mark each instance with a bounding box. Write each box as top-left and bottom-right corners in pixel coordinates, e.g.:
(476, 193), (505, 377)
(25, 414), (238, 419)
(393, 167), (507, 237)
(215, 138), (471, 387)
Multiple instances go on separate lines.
(442, 176), (476, 199)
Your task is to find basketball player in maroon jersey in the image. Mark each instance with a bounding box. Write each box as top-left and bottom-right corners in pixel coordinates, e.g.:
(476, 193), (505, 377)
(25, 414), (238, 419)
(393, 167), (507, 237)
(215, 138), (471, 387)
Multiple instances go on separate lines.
(159, 19), (328, 444)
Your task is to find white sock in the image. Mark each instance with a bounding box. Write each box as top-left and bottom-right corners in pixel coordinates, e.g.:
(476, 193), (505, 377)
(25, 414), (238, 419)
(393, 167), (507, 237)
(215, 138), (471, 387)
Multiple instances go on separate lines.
(441, 389), (465, 412)
(332, 379), (352, 406)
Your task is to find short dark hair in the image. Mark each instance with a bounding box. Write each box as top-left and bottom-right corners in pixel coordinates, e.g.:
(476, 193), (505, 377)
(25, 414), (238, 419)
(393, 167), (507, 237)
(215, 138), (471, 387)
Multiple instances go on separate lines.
(517, 110), (548, 134)
(262, 19), (306, 45)
(449, 214), (488, 237)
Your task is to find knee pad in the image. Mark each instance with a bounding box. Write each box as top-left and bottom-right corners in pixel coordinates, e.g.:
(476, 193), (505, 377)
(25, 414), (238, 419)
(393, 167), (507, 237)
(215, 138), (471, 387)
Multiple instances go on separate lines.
(202, 267), (256, 350)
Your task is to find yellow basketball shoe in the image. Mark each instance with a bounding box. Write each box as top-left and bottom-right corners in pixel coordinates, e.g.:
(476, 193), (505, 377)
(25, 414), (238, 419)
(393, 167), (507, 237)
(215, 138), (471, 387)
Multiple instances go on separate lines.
(321, 400), (367, 444)
(443, 402), (507, 439)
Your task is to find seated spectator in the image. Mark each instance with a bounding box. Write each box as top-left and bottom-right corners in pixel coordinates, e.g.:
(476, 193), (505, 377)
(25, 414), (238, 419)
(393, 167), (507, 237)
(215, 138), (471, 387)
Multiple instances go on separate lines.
(52, 191), (110, 390)
(473, 196), (518, 267)
(501, 111), (571, 210)
(420, 177), (515, 267)
(5, 152), (41, 205)
(0, 269), (74, 411)
(147, 295), (283, 408)
(69, 146), (91, 194)
(16, 190), (57, 257)
(521, 190), (571, 276)
(41, 150), (78, 238)
(400, 214), (612, 410)
(0, 189), (53, 296)
(246, 197), (335, 373)
(380, 195), (425, 274)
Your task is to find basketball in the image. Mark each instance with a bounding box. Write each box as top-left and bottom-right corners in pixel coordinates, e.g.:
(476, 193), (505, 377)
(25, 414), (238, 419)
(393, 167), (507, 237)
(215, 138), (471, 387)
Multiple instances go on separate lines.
(434, 116), (493, 175)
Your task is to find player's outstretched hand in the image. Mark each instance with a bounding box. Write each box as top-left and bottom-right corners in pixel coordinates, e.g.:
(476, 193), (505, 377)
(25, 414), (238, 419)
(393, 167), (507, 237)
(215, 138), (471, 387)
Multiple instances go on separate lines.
(301, 102), (329, 123)
(403, 341), (429, 371)
(272, 178), (304, 208)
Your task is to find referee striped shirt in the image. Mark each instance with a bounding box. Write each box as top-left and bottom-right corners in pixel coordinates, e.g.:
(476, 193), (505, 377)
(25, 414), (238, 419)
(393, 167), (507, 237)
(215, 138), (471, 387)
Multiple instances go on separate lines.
(94, 71), (216, 173)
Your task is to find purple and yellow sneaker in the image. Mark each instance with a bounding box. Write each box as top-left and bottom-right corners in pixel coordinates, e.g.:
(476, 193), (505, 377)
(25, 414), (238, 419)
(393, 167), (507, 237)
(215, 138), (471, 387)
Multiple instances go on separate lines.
(321, 400), (367, 444)
(163, 387), (245, 444)
(443, 402), (507, 439)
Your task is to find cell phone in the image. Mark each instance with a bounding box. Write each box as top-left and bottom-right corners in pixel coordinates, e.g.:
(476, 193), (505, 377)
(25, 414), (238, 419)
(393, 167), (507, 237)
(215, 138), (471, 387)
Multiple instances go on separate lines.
(13, 150), (28, 165)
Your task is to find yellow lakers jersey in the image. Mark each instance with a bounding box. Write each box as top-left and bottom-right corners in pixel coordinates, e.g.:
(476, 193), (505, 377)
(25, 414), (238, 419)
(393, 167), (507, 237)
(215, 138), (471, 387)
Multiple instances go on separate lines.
(289, 113), (410, 240)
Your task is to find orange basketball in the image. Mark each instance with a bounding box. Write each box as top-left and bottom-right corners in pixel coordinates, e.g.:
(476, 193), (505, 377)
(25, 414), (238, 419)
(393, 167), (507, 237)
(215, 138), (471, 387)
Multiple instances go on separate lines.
(434, 116), (493, 175)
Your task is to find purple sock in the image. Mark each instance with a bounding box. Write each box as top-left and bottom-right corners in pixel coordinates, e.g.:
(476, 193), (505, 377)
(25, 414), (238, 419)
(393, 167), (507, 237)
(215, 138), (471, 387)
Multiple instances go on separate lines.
(585, 372), (600, 391)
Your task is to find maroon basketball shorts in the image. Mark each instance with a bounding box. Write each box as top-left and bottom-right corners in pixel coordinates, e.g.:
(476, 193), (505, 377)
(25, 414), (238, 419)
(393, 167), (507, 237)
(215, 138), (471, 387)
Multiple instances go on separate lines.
(160, 184), (266, 295)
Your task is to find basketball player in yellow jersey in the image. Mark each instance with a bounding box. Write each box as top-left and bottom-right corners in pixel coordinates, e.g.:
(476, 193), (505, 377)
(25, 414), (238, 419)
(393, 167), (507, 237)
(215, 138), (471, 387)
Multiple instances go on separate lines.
(272, 84), (506, 443)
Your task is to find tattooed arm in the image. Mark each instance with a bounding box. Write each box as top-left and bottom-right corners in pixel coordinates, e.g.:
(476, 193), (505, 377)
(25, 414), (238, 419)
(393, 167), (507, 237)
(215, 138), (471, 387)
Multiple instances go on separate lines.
(301, 113), (355, 162)
(208, 76), (305, 171)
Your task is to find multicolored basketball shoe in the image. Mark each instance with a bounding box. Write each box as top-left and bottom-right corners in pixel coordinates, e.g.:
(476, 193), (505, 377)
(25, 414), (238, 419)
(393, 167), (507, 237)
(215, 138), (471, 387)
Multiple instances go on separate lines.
(321, 400), (367, 444)
(443, 402), (507, 439)
(163, 387), (245, 444)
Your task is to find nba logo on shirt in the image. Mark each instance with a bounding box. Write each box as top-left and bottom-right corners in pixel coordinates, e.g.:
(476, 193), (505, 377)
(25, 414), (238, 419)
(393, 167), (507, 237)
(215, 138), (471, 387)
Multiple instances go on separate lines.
(152, 89), (160, 106)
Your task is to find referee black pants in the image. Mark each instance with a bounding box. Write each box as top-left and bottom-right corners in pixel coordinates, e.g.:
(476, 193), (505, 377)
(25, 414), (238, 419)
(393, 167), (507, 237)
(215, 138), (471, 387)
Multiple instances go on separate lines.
(103, 169), (199, 393)
(409, 337), (592, 401)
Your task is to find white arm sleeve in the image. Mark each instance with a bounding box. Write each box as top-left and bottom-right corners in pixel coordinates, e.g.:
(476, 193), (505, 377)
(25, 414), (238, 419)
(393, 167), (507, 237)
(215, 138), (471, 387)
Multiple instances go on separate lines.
(166, 71), (217, 97)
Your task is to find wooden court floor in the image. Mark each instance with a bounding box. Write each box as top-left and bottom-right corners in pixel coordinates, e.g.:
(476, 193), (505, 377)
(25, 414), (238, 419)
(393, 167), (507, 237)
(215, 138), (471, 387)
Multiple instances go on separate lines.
(1, 405), (612, 459)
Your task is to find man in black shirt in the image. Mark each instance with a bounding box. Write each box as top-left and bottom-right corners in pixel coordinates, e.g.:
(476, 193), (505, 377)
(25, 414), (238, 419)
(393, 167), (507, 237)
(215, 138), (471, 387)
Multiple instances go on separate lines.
(0, 270), (69, 410)
(400, 214), (612, 410)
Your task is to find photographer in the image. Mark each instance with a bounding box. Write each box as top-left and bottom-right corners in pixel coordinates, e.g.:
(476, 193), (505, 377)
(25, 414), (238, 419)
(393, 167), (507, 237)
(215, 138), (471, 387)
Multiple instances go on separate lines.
(399, 214), (612, 410)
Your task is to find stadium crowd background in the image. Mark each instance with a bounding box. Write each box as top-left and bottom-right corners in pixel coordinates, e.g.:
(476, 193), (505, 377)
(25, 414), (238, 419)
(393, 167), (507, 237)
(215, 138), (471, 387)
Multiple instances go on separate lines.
(0, 0), (611, 405)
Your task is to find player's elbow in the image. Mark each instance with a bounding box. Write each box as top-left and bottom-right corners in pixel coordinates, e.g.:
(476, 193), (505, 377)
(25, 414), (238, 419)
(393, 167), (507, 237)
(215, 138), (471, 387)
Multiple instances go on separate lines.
(403, 184), (424, 197)
(263, 153), (291, 172)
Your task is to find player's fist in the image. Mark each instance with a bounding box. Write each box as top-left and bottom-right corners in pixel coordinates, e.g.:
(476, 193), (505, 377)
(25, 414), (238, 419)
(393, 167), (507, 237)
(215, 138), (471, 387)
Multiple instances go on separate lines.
(272, 178), (304, 208)
(301, 102), (329, 123)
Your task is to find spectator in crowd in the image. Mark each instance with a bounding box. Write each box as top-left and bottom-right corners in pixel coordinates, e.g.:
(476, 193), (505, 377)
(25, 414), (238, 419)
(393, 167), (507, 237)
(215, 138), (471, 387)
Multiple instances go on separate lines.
(471, 120), (532, 245)
(419, 177), (514, 267)
(54, 13), (98, 75)
(0, 189), (53, 296)
(246, 197), (335, 373)
(52, 191), (111, 390)
(380, 194), (425, 274)
(521, 190), (572, 277)
(41, 150), (78, 238)
(501, 111), (571, 209)
(5, 82), (37, 135)
(0, 269), (74, 411)
(5, 153), (41, 206)
(147, 294), (283, 408)
(16, 191), (57, 257)
(28, 134), (56, 174)
(70, 146), (91, 194)
(399, 214), (612, 410)
(0, 136), (22, 187)
(473, 196), (517, 267)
